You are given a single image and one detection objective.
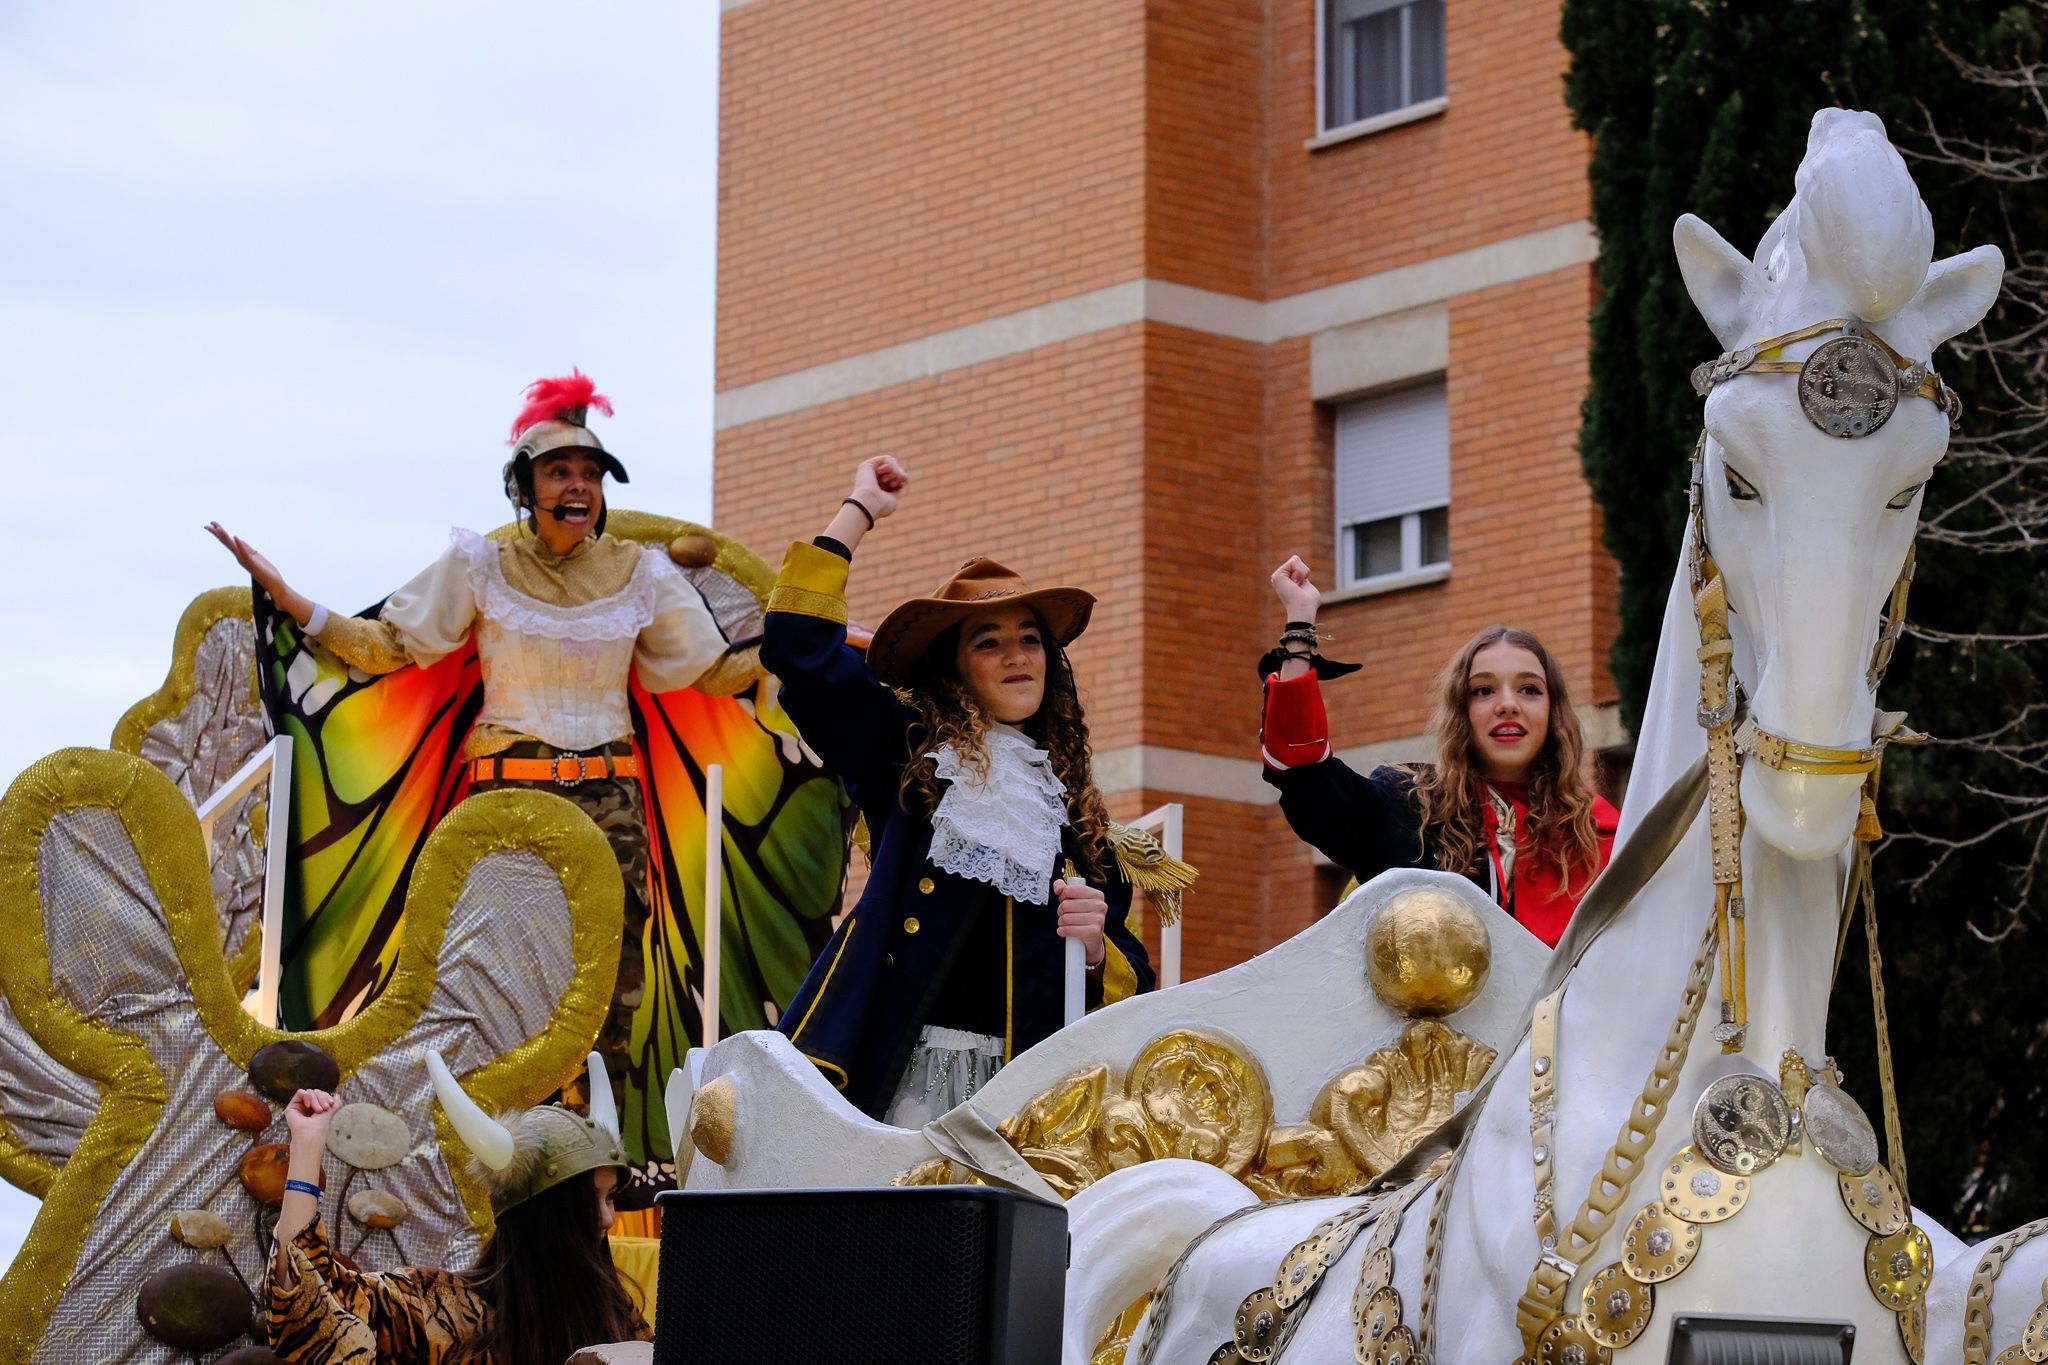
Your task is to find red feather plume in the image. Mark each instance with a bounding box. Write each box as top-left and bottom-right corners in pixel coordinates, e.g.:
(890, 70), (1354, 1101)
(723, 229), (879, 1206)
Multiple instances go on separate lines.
(507, 370), (614, 443)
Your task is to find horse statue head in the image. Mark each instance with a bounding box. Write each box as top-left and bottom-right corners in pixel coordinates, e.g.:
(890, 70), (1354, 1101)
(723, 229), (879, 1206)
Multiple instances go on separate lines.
(1675, 108), (2003, 858)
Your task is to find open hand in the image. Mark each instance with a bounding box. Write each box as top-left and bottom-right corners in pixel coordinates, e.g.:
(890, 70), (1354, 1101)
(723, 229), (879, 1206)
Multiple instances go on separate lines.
(206, 522), (286, 598)
(1053, 878), (1108, 968)
(1270, 556), (1321, 620)
(850, 455), (908, 520)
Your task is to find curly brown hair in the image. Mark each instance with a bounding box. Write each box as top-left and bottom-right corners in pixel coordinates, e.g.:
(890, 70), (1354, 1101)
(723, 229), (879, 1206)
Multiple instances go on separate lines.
(897, 615), (1113, 881)
(1409, 625), (1603, 890)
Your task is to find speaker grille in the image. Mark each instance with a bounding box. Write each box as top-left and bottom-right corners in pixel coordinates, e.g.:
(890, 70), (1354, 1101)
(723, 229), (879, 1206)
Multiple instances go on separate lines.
(654, 1191), (996, 1365)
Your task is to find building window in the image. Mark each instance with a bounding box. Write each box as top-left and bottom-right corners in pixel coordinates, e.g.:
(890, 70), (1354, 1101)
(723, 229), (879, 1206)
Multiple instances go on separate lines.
(1334, 381), (1450, 592)
(1324, 0), (1446, 131)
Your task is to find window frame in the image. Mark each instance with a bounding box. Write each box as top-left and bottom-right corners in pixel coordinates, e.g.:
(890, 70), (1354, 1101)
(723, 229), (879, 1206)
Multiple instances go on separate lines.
(1328, 380), (1452, 600)
(1312, 0), (1448, 148)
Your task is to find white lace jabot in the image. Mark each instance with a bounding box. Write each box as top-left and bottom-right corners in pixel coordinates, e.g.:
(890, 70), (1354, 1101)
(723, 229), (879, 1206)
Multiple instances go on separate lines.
(927, 724), (1068, 904)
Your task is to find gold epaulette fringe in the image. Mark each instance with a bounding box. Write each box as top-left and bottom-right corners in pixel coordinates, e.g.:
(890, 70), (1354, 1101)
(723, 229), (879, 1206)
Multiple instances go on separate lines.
(1107, 822), (1198, 926)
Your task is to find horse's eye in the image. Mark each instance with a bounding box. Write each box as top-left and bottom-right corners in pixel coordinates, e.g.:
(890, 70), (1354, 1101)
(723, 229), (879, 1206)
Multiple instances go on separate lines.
(1886, 482), (1925, 511)
(1724, 465), (1761, 502)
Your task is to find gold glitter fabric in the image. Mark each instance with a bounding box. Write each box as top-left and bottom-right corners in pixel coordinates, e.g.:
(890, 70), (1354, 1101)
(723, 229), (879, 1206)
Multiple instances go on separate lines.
(108, 589), (271, 968)
(0, 750), (621, 1362)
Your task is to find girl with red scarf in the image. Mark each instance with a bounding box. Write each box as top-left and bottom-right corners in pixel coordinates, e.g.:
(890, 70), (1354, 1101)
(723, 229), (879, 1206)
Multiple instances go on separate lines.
(1259, 556), (1618, 946)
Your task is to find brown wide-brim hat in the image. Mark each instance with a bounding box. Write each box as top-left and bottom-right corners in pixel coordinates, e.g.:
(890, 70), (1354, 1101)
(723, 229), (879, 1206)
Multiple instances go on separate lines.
(866, 557), (1095, 685)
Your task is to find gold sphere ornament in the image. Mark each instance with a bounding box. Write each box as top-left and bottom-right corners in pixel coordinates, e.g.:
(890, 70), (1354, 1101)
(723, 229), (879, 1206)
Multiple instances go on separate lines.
(1365, 887), (1493, 1018)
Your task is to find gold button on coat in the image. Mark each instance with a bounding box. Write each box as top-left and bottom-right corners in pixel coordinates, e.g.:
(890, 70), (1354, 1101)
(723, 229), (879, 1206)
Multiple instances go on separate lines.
(917, 877), (935, 894)
(903, 917), (921, 934)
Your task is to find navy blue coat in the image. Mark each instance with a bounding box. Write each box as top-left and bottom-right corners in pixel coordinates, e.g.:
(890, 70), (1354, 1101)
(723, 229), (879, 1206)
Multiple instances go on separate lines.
(762, 542), (1155, 1119)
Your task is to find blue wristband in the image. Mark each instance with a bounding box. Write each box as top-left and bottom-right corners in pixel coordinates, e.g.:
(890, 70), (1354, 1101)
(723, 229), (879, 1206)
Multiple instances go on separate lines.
(283, 1178), (322, 1199)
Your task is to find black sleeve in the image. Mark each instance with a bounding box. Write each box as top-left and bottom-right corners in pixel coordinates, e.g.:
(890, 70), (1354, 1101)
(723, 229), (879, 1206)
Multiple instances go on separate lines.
(1264, 761), (1427, 883)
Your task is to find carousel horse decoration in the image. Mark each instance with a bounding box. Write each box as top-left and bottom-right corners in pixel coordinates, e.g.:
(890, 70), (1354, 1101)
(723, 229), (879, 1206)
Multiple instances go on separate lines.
(0, 750), (622, 1361)
(1057, 108), (2048, 1365)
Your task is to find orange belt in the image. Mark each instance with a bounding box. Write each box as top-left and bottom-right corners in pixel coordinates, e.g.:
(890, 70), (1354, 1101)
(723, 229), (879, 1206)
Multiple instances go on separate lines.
(470, 752), (640, 786)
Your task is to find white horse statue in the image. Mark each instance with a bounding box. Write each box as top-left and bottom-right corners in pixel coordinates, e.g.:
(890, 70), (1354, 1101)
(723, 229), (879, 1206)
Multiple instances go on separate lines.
(1079, 108), (2042, 1365)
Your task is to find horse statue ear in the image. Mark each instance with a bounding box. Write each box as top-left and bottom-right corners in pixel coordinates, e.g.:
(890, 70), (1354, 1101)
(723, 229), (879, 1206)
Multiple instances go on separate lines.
(1908, 244), (2004, 353)
(1674, 213), (1760, 350)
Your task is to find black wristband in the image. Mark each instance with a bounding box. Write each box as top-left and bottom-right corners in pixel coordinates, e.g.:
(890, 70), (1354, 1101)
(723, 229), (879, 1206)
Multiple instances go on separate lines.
(841, 497), (876, 530)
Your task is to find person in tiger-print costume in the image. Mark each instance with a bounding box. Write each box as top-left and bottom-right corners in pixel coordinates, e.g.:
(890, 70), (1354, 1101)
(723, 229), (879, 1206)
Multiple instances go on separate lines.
(265, 1058), (650, 1365)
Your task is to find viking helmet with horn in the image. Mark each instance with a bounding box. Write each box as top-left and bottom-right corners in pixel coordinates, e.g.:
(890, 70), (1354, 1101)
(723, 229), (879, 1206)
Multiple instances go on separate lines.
(425, 1049), (627, 1216)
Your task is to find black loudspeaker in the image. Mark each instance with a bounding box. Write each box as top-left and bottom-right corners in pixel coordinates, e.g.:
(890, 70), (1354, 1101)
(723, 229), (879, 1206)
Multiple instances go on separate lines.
(652, 1185), (1068, 1365)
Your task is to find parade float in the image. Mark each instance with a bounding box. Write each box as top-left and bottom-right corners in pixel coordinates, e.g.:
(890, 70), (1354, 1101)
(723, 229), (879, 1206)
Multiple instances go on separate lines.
(3, 107), (2048, 1365)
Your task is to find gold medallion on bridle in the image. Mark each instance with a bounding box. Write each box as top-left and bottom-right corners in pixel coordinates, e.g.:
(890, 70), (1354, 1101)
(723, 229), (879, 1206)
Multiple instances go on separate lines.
(1234, 1287), (1286, 1361)
(1580, 1264), (1655, 1349)
(1994, 1346), (2028, 1365)
(1208, 1344), (1248, 1365)
(1536, 1314), (1613, 1365)
(1898, 1298), (1926, 1365)
(1355, 1248), (1395, 1303)
(1355, 1284), (1401, 1355)
(1621, 1203), (1703, 1282)
(1276, 1225), (1346, 1310)
(2024, 1297), (2048, 1362)
(1661, 1146), (1750, 1224)
(1864, 1226), (1933, 1310)
(1801, 1082), (1879, 1176)
(1799, 334), (1902, 438)
(1838, 1163), (1909, 1236)
(1690, 1073), (1791, 1176)
(1373, 1322), (1418, 1365)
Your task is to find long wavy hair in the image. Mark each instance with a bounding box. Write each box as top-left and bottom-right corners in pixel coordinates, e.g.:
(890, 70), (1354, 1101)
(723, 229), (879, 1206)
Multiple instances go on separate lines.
(898, 613), (1113, 881)
(459, 1171), (642, 1365)
(1409, 625), (1602, 889)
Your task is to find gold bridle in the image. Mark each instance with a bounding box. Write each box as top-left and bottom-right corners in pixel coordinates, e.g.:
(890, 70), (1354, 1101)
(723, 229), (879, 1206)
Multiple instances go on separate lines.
(1684, 311), (1954, 1050)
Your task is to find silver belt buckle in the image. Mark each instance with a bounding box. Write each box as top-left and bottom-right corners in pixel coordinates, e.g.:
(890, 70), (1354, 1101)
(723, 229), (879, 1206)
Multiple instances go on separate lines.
(551, 753), (592, 787)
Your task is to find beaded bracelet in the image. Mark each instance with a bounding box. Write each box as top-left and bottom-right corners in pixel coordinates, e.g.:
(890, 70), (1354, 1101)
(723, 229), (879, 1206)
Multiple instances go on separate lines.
(283, 1178), (322, 1200)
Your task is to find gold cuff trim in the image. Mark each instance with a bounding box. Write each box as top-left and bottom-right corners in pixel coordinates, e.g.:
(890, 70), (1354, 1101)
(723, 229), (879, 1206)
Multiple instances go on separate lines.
(1099, 941), (1139, 1007)
(766, 541), (850, 624)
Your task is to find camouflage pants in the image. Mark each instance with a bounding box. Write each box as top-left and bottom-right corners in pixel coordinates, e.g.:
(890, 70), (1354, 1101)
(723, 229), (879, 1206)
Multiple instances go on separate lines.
(468, 742), (656, 1198)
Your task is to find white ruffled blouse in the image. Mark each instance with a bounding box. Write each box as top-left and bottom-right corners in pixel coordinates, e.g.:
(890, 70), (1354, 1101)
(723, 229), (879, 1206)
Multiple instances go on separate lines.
(926, 724), (1069, 904)
(316, 527), (727, 752)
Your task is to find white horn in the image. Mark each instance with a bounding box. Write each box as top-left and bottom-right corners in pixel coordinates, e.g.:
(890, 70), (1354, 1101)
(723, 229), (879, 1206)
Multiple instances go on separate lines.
(585, 1051), (620, 1138)
(425, 1049), (515, 1171)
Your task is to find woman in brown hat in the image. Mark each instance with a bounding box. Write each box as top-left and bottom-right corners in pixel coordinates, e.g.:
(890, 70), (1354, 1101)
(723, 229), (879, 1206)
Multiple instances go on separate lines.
(762, 455), (1184, 1124)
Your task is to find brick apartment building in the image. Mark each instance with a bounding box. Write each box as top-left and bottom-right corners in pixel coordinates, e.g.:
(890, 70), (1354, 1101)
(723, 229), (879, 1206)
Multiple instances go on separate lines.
(712, 0), (1621, 978)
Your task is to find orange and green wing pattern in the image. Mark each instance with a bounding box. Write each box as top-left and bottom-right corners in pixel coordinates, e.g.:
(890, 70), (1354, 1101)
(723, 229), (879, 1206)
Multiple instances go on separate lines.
(626, 675), (848, 1163)
(252, 591), (481, 1029)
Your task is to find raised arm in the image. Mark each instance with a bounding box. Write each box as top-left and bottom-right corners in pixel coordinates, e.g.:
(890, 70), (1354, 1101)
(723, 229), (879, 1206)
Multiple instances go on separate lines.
(208, 522), (317, 627)
(208, 523), (477, 676)
(272, 1088), (338, 1288)
(760, 456), (914, 807)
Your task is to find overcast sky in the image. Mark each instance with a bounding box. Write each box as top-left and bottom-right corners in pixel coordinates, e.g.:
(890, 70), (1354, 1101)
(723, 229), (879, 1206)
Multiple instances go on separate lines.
(0, 3), (719, 1269)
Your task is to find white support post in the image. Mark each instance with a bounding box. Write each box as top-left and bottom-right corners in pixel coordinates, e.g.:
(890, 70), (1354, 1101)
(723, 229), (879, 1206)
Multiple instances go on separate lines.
(1130, 801), (1186, 990)
(195, 735), (294, 1028)
(701, 764), (724, 1048)
(1160, 801), (1184, 990)
(1062, 878), (1087, 1027)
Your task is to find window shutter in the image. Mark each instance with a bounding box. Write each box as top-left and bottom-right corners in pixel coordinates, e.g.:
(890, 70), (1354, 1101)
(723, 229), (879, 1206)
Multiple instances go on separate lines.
(1333, 381), (1449, 528)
